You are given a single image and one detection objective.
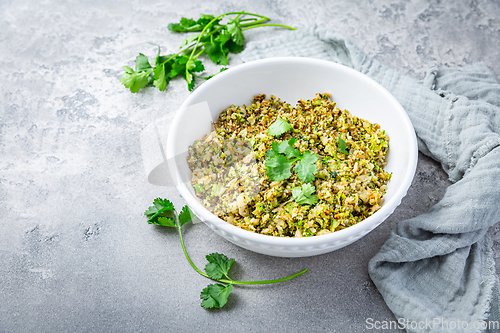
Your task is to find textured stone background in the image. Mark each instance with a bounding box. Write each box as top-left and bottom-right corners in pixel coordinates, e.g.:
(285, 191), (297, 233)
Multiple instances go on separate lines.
(1, 1), (500, 332)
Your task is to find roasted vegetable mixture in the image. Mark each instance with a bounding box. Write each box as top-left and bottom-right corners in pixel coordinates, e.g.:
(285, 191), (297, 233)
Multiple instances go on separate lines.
(187, 93), (391, 237)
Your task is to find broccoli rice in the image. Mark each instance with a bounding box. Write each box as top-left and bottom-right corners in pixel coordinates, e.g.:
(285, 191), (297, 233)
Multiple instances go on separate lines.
(186, 93), (391, 237)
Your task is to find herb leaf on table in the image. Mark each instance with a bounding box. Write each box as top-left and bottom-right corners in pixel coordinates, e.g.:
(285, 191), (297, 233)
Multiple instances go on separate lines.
(144, 198), (308, 309)
(120, 65), (150, 93)
(204, 253), (234, 280)
(200, 283), (233, 309)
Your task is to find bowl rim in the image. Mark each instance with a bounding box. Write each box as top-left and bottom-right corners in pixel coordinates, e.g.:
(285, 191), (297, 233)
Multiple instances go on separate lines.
(167, 56), (418, 246)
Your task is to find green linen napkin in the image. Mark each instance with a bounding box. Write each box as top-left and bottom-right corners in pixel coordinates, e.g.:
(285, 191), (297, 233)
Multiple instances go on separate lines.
(239, 27), (500, 332)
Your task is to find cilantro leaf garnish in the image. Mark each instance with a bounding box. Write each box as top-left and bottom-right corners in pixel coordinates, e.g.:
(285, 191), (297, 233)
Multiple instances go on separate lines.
(135, 53), (153, 72)
(144, 198), (308, 309)
(119, 66), (151, 93)
(144, 198), (176, 226)
(167, 17), (198, 32)
(178, 205), (194, 227)
(120, 12), (296, 93)
(265, 154), (294, 181)
(226, 17), (245, 46)
(205, 36), (229, 66)
(152, 63), (168, 91)
(200, 283), (233, 309)
(168, 15), (220, 33)
(170, 55), (205, 91)
(338, 137), (349, 154)
(268, 118), (293, 137)
(204, 253), (234, 280)
(292, 184), (319, 205)
(265, 138), (318, 183)
(193, 184), (203, 193)
(271, 138), (301, 158)
(294, 151), (318, 183)
(144, 198), (175, 215)
(154, 217), (176, 227)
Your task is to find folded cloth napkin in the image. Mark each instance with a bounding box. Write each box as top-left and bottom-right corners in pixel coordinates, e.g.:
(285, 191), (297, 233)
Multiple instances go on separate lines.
(239, 27), (500, 332)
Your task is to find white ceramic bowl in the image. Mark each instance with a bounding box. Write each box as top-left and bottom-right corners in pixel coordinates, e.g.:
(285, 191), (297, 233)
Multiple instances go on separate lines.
(167, 57), (418, 257)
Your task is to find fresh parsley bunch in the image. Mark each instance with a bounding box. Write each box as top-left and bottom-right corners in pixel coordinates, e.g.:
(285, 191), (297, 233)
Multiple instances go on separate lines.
(145, 198), (308, 309)
(120, 12), (295, 93)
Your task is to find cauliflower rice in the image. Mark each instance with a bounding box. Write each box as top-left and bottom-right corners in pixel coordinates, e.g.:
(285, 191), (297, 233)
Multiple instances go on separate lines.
(187, 93), (391, 237)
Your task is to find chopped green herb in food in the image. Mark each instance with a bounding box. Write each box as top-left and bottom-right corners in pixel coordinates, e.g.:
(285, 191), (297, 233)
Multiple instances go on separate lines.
(187, 93), (392, 237)
(144, 198), (308, 309)
(338, 137), (349, 154)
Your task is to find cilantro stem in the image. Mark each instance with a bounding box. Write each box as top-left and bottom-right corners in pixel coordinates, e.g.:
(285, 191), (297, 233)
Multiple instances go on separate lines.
(192, 72), (220, 80)
(176, 222), (209, 277)
(176, 214), (308, 285)
(227, 268), (309, 285)
(145, 199), (308, 309)
(187, 11), (280, 60)
(192, 48), (205, 60)
(188, 14), (226, 62)
(222, 11), (270, 19)
(243, 23), (297, 31)
(239, 18), (260, 24)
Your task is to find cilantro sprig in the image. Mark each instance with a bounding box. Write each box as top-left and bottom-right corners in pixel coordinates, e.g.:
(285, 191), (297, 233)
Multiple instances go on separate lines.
(265, 120), (319, 183)
(145, 198), (308, 309)
(121, 12), (296, 93)
(265, 143), (318, 182)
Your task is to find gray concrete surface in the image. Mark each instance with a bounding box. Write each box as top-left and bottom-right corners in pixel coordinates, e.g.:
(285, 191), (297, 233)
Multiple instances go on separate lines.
(1, 1), (500, 332)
